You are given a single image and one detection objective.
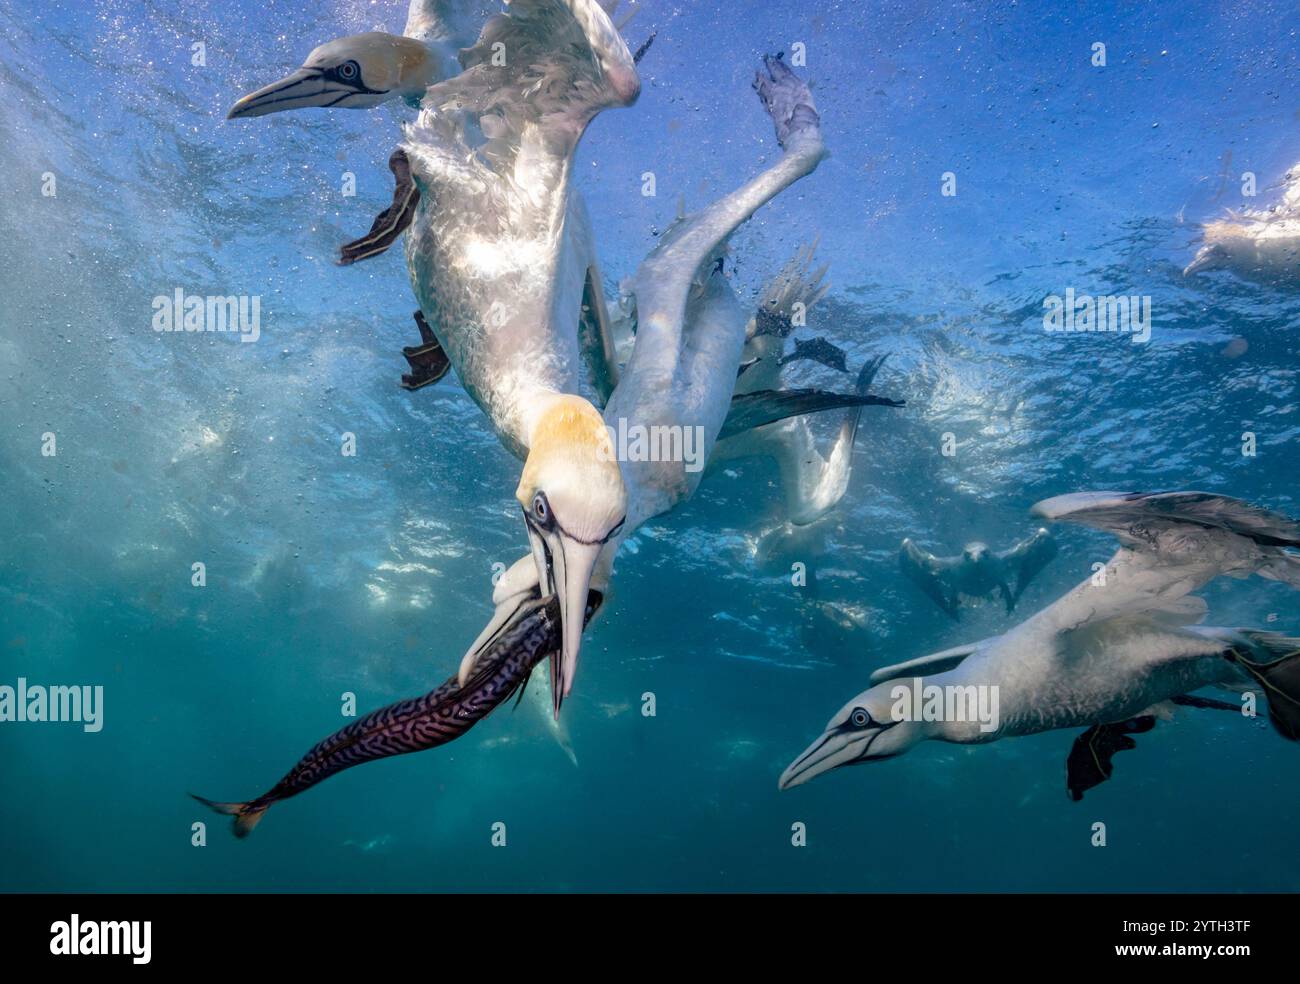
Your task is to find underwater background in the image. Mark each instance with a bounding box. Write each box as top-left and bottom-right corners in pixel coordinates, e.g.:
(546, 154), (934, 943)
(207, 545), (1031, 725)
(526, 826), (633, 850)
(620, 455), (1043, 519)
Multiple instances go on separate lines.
(1, 0), (1297, 892)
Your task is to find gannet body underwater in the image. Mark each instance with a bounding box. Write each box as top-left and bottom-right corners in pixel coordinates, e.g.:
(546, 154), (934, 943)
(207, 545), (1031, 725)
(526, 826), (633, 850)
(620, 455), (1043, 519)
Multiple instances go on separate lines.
(710, 243), (892, 530)
(781, 491), (1300, 797)
(229, 0), (643, 706)
(398, 0), (641, 703)
(1184, 163), (1300, 282)
(464, 54), (906, 706)
(898, 528), (1058, 621)
(229, 3), (893, 720)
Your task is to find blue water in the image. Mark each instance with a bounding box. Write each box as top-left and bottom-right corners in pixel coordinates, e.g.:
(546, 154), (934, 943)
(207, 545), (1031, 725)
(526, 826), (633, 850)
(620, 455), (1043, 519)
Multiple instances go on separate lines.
(1, 0), (1298, 892)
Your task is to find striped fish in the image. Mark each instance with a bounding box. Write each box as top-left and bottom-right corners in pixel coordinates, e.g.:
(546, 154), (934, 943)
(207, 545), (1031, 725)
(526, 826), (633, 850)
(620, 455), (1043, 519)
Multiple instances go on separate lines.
(193, 591), (594, 837)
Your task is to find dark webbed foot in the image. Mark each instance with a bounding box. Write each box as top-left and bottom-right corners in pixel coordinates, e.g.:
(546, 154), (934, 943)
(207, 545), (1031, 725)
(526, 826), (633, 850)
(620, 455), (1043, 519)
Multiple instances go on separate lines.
(1066, 716), (1156, 801)
(752, 52), (822, 151)
(401, 311), (451, 391)
(339, 148), (420, 266)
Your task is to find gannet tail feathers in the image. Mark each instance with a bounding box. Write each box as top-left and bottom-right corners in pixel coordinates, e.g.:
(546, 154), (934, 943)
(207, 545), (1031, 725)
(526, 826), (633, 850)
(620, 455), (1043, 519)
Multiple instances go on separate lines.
(751, 239), (829, 341)
(1227, 632), (1300, 740)
(338, 149), (420, 266)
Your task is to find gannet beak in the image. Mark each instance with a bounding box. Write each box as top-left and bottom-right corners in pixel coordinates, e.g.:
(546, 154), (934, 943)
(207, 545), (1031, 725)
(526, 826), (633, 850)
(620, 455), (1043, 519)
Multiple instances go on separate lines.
(779, 728), (868, 790)
(780, 696), (906, 790)
(524, 520), (603, 715)
(227, 68), (351, 119)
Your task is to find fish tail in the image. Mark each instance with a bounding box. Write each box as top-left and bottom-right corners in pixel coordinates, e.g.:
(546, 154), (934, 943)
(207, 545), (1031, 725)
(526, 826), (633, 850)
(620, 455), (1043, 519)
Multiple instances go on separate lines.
(190, 793), (270, 839)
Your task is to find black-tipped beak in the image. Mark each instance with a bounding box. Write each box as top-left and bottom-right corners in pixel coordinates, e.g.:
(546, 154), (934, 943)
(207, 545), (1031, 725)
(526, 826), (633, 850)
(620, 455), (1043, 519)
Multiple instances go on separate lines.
(780, 729), (863, 789)
(523, 520), (601, 717)
(226, 68), (353, 119)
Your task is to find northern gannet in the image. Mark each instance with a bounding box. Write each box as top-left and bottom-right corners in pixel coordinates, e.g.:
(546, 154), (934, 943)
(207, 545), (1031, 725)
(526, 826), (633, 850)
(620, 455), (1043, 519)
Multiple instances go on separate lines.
(1184, 162), (1300, 281)
(398, 0), (639, 704)
(230, 0), (642, 699)
(898, 528), (1057, 621)
(780, 491), (1300, 794)
(710, 243), (889, 528)
(463, 53), (879, 707)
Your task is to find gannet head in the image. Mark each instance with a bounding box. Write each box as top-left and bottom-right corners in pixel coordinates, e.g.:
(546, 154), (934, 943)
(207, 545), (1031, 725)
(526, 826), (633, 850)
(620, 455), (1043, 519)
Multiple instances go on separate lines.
(779, 682), (928, 790)
(518, 396), (627, 714)
(227, 33), (441, 119)
(1183, 241), (1229, 276)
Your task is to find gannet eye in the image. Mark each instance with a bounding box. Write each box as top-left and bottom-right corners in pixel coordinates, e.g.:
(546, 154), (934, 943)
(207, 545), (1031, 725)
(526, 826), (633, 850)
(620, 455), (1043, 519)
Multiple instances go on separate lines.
(531, 492), (552, 526)
(337, 60), (360, 82)
(850, 708), (870, 729)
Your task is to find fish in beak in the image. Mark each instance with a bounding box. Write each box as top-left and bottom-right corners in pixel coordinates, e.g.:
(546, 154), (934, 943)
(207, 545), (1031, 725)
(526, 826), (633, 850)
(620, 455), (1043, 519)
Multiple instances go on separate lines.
(524, 502), (615, 715)
(517, 396), (628, 716)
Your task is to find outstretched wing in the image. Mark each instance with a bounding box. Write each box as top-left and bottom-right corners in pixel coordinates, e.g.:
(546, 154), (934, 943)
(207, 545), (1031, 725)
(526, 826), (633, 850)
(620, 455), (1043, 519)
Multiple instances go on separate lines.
(996, 527), (1058, 610)
(899, 539), (962, 621)
(623, 54), (827, 389)
(869, 639), (991, 685)
(1032, 490), (1300, 633)
(419, 0), (639, 167)
(1034, 490), (1300, 549)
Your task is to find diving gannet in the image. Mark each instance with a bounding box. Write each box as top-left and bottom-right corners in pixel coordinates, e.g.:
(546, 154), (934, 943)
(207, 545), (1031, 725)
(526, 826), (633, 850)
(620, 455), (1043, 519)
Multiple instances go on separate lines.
(710, 243), (893, 528)
(780, 490), (1300, 796)
(398, 0), (639, 703)
(232, 0), (641, 699)
(898, 528), (1058, 621)
(464, 53), (878, 707)
(1184, 162), (1300, 281)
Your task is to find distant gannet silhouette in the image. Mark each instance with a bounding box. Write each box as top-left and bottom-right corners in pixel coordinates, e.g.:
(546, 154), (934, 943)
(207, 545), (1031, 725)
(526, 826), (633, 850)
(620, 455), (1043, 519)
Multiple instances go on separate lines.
(781, 491), (1300, 797)
(898, 528), (1058, 620)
